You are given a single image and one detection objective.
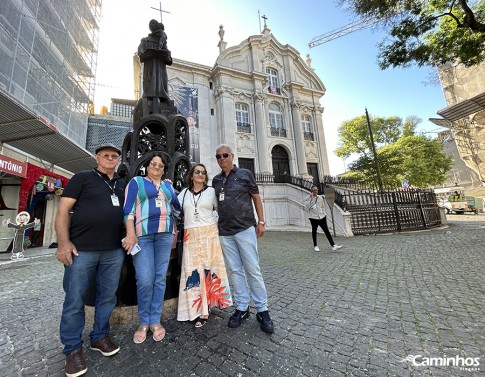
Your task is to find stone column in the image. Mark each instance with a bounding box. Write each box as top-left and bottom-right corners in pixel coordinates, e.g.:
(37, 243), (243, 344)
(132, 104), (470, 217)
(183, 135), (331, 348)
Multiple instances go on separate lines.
(314, 105), (330, 175)
(291, 100), (308, 176)
(254, 91), (271, 174)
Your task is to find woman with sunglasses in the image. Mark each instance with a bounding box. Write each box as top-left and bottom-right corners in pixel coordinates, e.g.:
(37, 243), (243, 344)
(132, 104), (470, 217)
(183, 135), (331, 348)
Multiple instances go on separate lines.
(176, 163), (232, 328)
(123, 153), (182, 343)
(304, 185), (342, 252)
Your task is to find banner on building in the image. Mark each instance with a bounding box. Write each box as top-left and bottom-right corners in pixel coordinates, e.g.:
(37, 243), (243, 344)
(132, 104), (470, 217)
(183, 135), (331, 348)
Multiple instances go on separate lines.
(171, 86), (199, 163)
(0, 155), (27, 178)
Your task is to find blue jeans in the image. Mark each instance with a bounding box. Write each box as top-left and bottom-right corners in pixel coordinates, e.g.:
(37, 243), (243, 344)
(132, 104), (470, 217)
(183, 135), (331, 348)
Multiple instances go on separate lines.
(133, 232), (173, 325)
(60, 249), (125, 355)
(219, 226), (268, 312)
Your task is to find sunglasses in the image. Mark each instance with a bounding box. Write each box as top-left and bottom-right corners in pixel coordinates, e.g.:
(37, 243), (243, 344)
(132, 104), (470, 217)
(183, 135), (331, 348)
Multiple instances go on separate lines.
(97, 153), (120, 160)
(149, 162), (165, 168)
(194, 169), (207, 175)
(215, 153), (230, 159)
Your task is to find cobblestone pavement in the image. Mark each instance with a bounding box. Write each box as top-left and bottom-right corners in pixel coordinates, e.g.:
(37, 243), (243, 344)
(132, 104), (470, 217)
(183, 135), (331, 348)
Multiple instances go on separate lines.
(0, 215), (484, 377)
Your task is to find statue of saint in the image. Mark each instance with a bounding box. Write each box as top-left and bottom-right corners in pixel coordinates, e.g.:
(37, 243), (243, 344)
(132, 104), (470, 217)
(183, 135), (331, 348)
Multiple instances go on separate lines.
(138, 19), (173, 102)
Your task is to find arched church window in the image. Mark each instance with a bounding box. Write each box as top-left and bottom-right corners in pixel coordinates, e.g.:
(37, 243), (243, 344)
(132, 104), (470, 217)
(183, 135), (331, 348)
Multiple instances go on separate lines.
(269, 103), (286, 137)
(302, 115), (314, 140)
(265, 68), (280, 94)
(235, 103), (250, 133)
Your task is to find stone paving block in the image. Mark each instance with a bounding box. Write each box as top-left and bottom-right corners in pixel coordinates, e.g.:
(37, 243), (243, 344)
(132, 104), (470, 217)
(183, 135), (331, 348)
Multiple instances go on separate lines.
(1, 217), (485, 376)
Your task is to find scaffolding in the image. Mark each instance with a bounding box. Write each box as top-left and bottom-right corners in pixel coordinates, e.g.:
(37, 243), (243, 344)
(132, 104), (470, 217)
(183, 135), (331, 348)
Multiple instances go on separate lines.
(0, 0), (102, 147)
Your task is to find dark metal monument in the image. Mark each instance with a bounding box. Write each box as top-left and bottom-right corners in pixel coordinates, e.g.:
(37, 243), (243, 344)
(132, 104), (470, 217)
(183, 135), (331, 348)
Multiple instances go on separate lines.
(116, 19), (191, 306)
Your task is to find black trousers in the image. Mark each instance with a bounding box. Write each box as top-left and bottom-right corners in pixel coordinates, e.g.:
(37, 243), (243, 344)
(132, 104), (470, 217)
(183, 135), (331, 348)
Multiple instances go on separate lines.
(309, 217), (335, 246)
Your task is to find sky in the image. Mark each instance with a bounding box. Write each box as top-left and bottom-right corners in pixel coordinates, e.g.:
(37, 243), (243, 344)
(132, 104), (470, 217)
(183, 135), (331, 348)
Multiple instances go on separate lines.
(94, 0), (447, 176)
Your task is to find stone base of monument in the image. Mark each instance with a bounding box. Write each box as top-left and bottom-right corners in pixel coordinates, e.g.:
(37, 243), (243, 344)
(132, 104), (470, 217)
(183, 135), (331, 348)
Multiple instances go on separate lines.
(85, 297), (178, 325)
(85, 254), (181, 325)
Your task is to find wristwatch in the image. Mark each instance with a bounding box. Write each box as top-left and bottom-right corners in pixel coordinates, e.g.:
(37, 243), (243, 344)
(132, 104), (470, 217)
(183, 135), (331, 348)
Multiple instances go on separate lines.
(259, 220), (265, 225)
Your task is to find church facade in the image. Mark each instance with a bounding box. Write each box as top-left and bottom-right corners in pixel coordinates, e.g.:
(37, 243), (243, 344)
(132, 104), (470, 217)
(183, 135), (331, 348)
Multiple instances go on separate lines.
(135, 26), (331, 185)
(130, 26), (349, 232)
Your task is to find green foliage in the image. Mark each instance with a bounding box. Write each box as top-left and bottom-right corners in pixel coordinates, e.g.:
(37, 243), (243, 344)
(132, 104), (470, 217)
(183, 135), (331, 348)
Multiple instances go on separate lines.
(337, 114), (453, 188)
(339, 0), (485, 68)
(335, 114), (402, 159)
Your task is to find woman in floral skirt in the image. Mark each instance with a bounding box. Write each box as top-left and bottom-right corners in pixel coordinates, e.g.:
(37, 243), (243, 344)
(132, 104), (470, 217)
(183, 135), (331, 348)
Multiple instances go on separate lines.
(177, 163), (232, 327)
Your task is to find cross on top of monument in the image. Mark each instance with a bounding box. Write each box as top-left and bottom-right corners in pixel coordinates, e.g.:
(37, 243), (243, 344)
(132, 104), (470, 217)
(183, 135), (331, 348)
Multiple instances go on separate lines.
(261, 14), (268, 28)
(150, 1), (171, 22)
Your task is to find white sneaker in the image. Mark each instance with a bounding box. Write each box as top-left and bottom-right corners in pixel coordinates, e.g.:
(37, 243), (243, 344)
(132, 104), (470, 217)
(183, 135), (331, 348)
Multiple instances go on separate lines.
(313, 246), (320, 252)
(332, 244), (342, 251)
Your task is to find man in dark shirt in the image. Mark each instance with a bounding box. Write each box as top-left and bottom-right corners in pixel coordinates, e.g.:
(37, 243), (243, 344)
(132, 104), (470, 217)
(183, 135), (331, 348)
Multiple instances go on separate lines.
(212, 144), (274, 334)
(55, 143), (126, 377)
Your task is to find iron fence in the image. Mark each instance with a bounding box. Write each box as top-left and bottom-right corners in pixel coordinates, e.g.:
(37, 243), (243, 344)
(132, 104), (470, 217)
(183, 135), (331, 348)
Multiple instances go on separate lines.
(254, 174), (442, 235)
(335, 189), (441, 234)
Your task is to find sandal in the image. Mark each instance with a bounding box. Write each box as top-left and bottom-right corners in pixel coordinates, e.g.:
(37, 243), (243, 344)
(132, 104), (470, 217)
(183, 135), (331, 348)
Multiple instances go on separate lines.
(194, 318), (208, 328)
(150, 323), (166, 342)
(133, 325), (148, 344)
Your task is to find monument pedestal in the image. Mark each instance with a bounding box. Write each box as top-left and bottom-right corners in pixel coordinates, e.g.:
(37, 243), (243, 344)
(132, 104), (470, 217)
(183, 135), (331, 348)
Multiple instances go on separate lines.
(85, 298), (178, 325)
(85, 252), (181, 325)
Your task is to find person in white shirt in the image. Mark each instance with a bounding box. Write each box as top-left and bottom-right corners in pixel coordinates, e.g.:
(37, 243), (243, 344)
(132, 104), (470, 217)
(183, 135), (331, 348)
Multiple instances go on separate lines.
(304, 185), (342, 252)
(176, 164), (232, 327)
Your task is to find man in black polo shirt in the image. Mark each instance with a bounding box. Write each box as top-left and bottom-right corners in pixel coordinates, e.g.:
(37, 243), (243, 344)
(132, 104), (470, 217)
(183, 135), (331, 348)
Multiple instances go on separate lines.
(212, 144), (274, 334)
(55, 143), (126, 377)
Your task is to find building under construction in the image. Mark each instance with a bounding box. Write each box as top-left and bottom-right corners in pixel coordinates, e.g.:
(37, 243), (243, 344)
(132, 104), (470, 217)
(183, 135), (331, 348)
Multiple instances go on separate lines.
(0, 0), (102, 249)
(1, 0), (101, 147)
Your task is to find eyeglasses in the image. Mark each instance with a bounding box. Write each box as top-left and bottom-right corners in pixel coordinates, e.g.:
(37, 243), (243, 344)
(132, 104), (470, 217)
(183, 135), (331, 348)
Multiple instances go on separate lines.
(311, 189), (319, 192)
(194, 169), (207, 175)
(97, 153), (120, 160)
(215, 153), (230, 159)
(149, 162), (165, 168)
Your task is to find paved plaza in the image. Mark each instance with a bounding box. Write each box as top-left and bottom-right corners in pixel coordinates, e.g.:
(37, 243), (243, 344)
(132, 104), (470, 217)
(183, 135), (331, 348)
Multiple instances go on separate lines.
(0, 215), (484, 377)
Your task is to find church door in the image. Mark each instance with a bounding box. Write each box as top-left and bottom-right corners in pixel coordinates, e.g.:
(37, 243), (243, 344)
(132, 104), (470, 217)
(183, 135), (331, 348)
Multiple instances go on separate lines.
(271, 145), (290, 183)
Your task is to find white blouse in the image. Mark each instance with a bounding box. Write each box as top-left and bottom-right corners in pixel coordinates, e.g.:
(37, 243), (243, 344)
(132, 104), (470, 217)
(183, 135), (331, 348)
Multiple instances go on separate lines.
(177, 187), (218, 229)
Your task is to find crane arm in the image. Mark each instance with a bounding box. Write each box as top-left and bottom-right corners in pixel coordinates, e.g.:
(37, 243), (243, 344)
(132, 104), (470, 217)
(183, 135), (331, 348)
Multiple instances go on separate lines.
(309, 18), (377, 48)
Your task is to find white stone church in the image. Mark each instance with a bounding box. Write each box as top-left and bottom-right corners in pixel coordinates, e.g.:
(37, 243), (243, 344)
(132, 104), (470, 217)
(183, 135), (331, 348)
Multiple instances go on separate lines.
(131, 25), (349, 234)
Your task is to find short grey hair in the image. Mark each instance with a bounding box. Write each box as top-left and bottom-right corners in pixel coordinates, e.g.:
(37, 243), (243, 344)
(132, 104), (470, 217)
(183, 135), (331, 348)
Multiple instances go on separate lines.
(215, 144), (234, 154)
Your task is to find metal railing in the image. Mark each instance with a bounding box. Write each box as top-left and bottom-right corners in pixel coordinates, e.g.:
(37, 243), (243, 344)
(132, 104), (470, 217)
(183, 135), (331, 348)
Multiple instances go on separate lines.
(237, 122), (251, 133)
(335, 189), (441, 234)
(270, 127), (287, 137)
(303, 131), (314, 141)
(254, 173), (441, 234)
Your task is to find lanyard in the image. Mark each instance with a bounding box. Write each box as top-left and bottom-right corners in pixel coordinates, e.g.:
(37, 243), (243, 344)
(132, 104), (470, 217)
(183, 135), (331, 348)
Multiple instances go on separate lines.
(94, 169), (117, 194)
(191, 187), (206, 213)
(220, 176), (228, 192)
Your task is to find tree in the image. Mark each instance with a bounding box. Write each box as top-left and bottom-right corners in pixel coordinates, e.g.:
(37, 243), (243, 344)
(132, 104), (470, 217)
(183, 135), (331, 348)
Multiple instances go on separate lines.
(337, 114), (453, 187)
(335, 115), (402, 158)
(338, 0), (485, 68)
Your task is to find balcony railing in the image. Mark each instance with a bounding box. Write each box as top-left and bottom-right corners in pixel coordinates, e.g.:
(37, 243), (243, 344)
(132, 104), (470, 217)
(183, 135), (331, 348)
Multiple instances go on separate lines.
(237, 122), (251, 133)
(270, 127), (286, 137)
(303, 131), (314, 141)
(268, 86), (281, 95)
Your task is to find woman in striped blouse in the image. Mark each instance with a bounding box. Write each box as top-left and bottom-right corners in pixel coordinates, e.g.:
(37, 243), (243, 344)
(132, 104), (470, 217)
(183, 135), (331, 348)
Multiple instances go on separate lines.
(123, 153), (182, 344)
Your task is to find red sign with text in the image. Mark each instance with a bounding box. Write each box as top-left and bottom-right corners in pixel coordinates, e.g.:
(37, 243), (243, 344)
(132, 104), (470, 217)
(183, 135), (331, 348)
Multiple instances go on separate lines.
(0, 155), (27, 178)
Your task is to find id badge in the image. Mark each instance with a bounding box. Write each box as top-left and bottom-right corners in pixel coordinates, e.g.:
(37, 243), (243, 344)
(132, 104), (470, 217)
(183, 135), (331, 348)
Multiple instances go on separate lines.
(194, 211), (200, 221)
(155, 198), (162, 207)
(111, 194), (120, 206)
(219, 192), (225, 201)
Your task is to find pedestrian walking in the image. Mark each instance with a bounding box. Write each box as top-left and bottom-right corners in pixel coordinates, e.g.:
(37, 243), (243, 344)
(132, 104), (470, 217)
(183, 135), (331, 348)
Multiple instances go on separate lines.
(304, 184), (342, 252)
